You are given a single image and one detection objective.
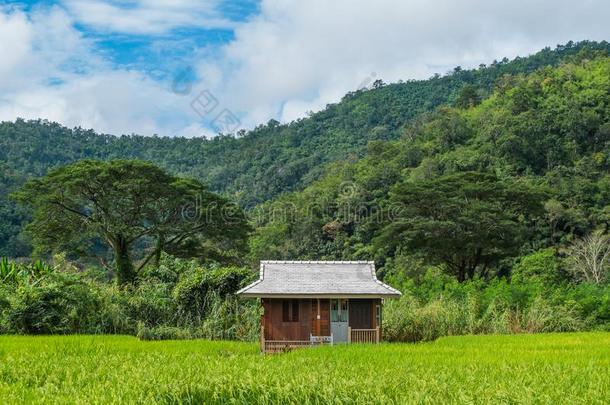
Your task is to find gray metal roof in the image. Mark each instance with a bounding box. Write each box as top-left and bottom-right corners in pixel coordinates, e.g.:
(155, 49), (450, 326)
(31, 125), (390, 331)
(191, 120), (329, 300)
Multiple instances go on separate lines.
(236, 261), (401, 298)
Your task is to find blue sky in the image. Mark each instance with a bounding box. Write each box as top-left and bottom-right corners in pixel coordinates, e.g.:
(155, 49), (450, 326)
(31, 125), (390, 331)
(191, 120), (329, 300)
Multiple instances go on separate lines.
(0, 0), (609, 137)
(11, 0), (258, 80)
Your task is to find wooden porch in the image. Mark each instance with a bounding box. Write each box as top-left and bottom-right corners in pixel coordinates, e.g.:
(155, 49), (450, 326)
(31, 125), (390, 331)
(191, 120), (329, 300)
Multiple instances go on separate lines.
(348, 327), (380, 344)
(262, 332), (336, 353)
(261, 325), (381, 353)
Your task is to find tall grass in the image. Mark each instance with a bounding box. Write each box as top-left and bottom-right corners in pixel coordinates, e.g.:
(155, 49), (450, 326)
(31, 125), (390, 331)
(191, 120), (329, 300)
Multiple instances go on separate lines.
(0, 333), (608, 403)
(383, 294), (586, 342)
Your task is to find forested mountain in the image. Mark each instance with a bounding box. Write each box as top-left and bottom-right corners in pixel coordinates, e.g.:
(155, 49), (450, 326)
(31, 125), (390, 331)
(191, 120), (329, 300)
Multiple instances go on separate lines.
(1, 40), (609, 257)
(249, 55), (610, 280)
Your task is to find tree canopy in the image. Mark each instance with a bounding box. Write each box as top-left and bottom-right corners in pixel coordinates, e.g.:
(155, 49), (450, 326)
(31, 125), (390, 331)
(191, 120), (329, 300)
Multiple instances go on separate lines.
(375, 172), (546, 281)
(13, 160), (250, 284)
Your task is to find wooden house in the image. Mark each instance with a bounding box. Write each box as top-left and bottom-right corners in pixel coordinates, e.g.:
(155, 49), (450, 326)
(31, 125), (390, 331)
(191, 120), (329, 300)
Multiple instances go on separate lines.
(237, 261), (401, 353)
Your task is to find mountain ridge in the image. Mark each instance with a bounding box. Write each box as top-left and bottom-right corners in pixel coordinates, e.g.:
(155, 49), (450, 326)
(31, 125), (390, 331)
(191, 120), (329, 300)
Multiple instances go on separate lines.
(1, 40), (609, 256)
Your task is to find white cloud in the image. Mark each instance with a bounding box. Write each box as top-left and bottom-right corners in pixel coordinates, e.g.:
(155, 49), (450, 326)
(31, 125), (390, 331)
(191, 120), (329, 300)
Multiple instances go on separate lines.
(0, 6), (209, 137)
(61, 0), (235, 35)
(0, 1), (609, 137)
(196, 0), (610, 128)
(0, 9), (31, 81)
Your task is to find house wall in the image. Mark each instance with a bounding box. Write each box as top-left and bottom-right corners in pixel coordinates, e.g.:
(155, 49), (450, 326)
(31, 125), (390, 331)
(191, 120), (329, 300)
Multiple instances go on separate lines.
(262, 298), (313, 341)
(261, 298), (383, 341)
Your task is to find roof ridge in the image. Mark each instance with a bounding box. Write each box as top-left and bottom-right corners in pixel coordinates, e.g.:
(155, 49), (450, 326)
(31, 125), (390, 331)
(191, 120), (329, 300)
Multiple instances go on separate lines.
(260, 260), (374, 264)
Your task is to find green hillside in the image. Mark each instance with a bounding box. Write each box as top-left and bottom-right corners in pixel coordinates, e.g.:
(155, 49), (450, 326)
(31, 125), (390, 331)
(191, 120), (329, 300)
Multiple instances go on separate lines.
(249, 55), (610, 277)
(1, 41), (608, 257)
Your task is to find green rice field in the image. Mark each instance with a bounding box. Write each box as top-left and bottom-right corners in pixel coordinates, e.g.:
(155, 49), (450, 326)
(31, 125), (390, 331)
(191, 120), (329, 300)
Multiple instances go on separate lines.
(1, 333), (609, 404)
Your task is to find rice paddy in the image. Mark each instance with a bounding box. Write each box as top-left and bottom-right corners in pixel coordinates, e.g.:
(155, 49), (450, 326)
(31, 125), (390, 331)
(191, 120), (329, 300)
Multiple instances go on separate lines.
(1, 332), (609, 404)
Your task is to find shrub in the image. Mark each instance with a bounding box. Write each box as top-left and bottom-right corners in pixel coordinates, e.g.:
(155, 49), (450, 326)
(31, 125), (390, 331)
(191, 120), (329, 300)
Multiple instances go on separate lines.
(172, 265), (254, 325)
(89, 283), (133, 334)
(519, 297), (584, 333)
(138, 254), (193, 284)
(198, 293), (260, 341)
(125, 280), (175, 327)
(0, 285), (12, 332)
(383, 295), (466, 342)
(512, 248), (565, 285)
(383, 287), (588, 342)
(550, 282), (610, 328)
(136, 322), (194, 341)
(135, 295), (260, 342)
(2, 273), (101, 334)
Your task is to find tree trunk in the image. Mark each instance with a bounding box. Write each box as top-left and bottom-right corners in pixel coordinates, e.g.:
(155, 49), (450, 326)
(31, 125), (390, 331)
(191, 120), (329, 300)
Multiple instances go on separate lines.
(114, 235), (135, 285)
(153, 234), (165, 267)
(456, 263), (466, 283)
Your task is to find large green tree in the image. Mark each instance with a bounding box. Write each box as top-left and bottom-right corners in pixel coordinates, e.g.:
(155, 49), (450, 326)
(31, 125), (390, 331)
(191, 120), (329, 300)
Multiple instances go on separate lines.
(375, 172), (546, 281)
(14, 160), (251, 284)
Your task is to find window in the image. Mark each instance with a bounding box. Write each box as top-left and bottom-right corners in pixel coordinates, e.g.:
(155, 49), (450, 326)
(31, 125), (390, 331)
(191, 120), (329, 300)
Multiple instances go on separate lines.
(282, 299), (299, 322)
(331, 299), (348, 322)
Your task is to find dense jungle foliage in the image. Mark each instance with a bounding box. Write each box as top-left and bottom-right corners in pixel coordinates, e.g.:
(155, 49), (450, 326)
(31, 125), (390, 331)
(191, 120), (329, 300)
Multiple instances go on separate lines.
(250, 56), (610, 267)
(0, 254), (259, 339)
(1, 41), (610, 340)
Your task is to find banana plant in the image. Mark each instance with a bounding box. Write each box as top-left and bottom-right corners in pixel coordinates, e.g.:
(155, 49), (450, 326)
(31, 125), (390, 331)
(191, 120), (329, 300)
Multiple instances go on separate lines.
(0, 257), (18, 283)
(0, 257), (53, 285)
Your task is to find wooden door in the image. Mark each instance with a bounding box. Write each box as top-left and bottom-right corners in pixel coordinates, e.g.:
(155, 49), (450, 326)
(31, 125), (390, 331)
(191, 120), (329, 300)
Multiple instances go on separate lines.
(330, 299), (349, 342)
(311, 299), (330, 336)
